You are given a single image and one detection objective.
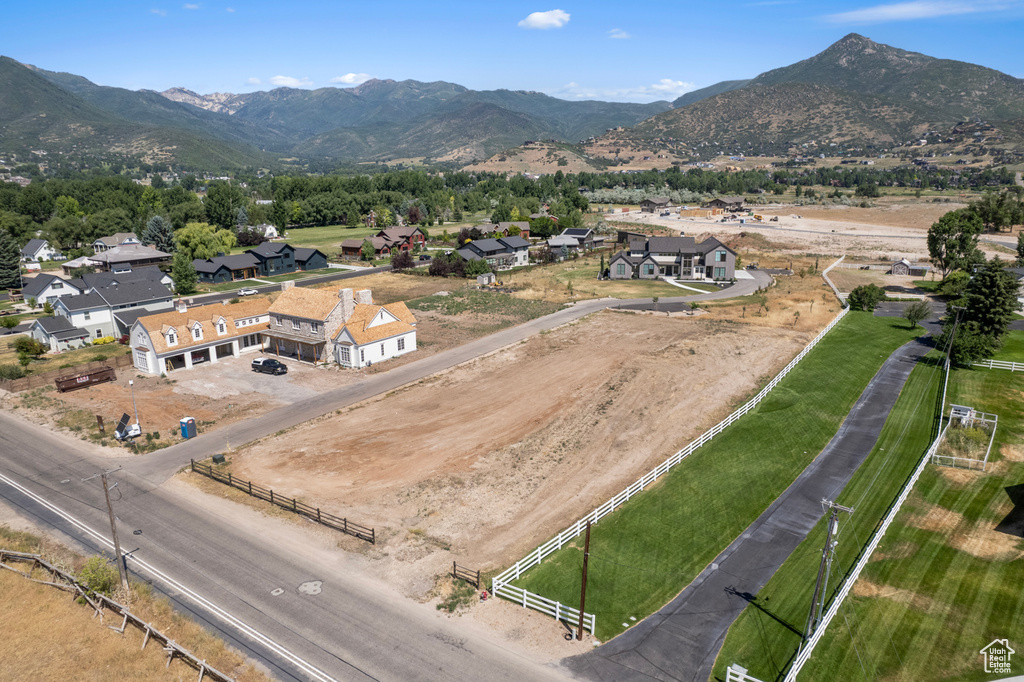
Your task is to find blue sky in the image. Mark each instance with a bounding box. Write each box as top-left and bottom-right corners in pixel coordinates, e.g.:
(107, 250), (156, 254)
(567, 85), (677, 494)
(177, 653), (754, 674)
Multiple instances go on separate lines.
(6, 1), (1023, 102)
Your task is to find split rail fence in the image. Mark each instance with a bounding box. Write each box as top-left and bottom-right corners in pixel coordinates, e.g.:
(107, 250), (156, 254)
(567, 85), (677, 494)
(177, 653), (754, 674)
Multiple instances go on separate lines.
(492, 300), (851, 634)
(0, 549), (234, 682)
(452, 562), (480, 588)
(190, 459), (375, 543)
(783, 421), (949, 680)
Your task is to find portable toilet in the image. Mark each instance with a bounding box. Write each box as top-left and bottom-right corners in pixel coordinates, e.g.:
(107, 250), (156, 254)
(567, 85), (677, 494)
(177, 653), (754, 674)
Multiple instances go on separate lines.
(180, 417), (197, 439)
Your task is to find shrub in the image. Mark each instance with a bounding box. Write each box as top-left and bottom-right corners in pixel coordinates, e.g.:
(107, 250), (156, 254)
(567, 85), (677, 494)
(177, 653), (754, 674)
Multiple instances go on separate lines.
(13, 337), (47, 356)
(847, 284), (887, 311)
(0, 364), (27, 380)
(93, 336), (117, 346)
(77, 556), (119, 596)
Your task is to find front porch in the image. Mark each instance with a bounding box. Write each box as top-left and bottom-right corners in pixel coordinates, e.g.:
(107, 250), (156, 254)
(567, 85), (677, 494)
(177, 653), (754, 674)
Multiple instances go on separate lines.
(263, 333), (327, 365)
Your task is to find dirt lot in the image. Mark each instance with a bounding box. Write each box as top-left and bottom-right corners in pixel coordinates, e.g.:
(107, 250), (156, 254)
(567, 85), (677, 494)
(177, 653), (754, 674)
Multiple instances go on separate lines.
(224, 310), (811, 599)
(613, 198), (1016, 263)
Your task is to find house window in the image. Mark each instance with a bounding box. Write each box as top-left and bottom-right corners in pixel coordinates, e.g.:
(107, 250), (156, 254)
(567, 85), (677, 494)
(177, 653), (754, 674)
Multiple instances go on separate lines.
(292, 319), (300, 331)
(95, 329), (102, 339)
(616, 263), (626, 276)
(359, 348), (365, 363)
(716, 250), (727, 262)
(398, 338), (405, 351)
(275, 316), (282, 326)
(84, 311), (91, 321)
(380, 343), (385, 356)
(167, 333), (177, 345)
(134, 350), (148, 371)
(193, 326), (202, 339)
(339, 346), (350, 365)
(52, 282), (63, 290)
(218, 322), (226, 334)
(714, 267), (726, 279)
(310, 322), (318, 334)
(643, 264), (656, 276)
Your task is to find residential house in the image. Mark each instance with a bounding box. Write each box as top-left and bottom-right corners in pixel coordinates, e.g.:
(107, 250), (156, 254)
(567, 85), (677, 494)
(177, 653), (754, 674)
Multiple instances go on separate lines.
(609, 236), (737, 281)
(130, 298), (272, 375)
(340, 236), (389, 259)
(703, 196), (745, 211)
(547, 228), (600, 253)
(194, 253), (262, 284)
(86, 244), (171, 272)
(20, 273), (82, 306)
(340, 226), (427, 258)
(640, 197), (672, 213)
(50, 278), (175, 341)
(29, 316), (91, 352)
(91, 232), (140, 253)
(72, 266), (175, 294)
(248, 242), (328, 275)
(263, 285), (416, 367)
(617, 230), (648, 244)
(457, 236), (531, 269)
(21, 238), (62, 262)
(475, 222), (531, 239)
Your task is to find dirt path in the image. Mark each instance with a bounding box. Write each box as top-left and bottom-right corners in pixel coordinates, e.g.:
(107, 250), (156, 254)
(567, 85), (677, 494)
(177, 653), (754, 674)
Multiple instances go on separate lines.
(229, 311), (811, 599)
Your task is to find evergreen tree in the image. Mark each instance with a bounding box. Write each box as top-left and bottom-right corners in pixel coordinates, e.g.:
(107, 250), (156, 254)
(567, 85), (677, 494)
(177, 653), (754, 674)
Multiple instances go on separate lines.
(0, 229), (21, 290)
(142, 215), (176, 254)
(236, 206), (249, 230)
(940, 258), (1020, 365)
(171, 251), (198, 295)
(1016, 231), (1024, 268)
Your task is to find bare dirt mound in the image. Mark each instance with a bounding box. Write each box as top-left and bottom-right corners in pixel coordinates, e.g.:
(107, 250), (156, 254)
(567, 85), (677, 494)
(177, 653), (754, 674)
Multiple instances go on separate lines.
(232, 311), (810, 596)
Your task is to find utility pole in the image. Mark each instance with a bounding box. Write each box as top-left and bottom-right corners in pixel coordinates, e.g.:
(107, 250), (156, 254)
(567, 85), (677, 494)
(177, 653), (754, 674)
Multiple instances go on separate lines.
(84, 467), (129, 595)
(803, 499), (854, 643)
(577, 520), (591, 640)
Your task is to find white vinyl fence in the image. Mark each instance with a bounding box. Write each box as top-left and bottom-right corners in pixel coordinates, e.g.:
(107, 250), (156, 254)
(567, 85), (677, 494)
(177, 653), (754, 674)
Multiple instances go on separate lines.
(974, 359), (1024, 372)
(821, 256), (847, 305)
(783, 421), (949, 680)
(492, 304), (851, 632)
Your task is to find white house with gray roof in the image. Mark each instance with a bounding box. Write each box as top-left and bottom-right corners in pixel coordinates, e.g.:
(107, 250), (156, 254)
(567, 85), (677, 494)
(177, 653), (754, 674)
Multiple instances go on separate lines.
(20, 273), (82, 306)
(20, 238), (62, 262)
(609, 236), (736, 281)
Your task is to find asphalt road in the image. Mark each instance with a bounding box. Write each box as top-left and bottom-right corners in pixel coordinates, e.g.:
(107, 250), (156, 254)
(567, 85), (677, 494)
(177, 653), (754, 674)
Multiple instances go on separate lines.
(564, 334), (933, 682)
(187, 265), (391, 307)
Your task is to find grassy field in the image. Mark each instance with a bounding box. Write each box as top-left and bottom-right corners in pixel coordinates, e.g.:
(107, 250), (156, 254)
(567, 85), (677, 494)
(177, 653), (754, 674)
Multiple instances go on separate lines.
(408, 288), (562, 326)
(991, 329), (1024, 362)
(510, 312), (923, 641)
(225, 224), (379, 256)
(0, 336), (130, 375)
(711, 350), (945, 680)
(770, 364), (1024, 682)
(0, 526), (271, 681)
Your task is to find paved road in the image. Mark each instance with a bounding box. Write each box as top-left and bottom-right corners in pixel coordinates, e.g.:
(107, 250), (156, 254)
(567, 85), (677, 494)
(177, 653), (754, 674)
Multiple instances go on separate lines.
(0, 414), (569, 682)
(565, 331), (934, 682)
(187, 265), (390, 307)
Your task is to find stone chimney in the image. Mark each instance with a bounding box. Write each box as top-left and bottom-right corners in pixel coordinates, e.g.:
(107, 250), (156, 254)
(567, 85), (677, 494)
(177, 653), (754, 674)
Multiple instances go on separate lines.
(176, 299), (187, 314)
(338, 288), (355, 321)
(355, 289), (372, 306)
(281, 280), (295, 291)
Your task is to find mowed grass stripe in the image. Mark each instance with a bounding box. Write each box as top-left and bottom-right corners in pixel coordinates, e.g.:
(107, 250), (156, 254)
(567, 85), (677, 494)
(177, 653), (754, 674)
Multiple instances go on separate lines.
(511, 312), (923, 641)
(743, 365), (1024, 681)
(712, 350), (944, 680)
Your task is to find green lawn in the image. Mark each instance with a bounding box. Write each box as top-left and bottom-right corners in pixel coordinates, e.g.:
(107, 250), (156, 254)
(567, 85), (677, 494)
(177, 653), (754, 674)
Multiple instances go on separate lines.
(712, 351), (944, 680)
(991, 330), (1024, 362)
(785, 365), (1024, 682)
(225, 224), (379, 255)
(510, 312), (923, 641)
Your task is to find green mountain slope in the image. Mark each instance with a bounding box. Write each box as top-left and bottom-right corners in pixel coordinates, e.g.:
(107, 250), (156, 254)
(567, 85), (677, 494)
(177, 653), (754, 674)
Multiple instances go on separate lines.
(671, 79), (751, 108)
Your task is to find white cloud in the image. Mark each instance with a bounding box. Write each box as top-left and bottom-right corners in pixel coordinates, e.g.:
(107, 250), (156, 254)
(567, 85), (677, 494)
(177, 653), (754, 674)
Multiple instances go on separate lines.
(270, 75), (313, 87)
(151, 8), (167, 16)
(183, 3), (199, 9)
(824, 0), (1006, 23)
(330, 73), (373, 85)
(518, 9), (570, 29)
(246, 77), (261, 85)
(226, 7), (235, 12)
(552, 78), (696, 103)
(608, 28), (631, 39)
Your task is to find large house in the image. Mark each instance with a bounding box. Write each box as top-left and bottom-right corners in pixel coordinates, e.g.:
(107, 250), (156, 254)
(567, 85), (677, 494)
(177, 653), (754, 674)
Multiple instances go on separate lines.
(192, 243), (329, 283)
(340, 226), (428, 258)
(29, 316), (91, 352)
(86, 244), (171, 272)
(640, 197), (672, 213)
(91, 232), (140, 253)
(264, 284), (416, 367)
(457, 236), (531, 269)
(21, 273), (82, 305)
(703, 196), (745, 211)
(547, 227), (601, 253)
(609, 236), (737, 281)
(21, 238), (62, 262)
(31, 268), (176, 348)
(475, 222), (531, 239)
(129, 298), (272, 374)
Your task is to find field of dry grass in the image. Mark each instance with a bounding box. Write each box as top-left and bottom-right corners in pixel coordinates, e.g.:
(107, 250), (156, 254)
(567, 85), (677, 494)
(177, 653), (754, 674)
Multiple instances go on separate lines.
(0, 526), (271, 682)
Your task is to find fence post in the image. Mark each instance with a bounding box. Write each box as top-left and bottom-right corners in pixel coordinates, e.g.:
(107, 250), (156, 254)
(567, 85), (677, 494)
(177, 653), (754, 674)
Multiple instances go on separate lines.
(190, 459), (194, 472)
(371, 527), (375, 544)
(317, 508), (321, 524)
(227, 473), (232, 486)
(293, 498), (297, 512)
(248, 481), (252, 496)
(270, 490), (274, 505)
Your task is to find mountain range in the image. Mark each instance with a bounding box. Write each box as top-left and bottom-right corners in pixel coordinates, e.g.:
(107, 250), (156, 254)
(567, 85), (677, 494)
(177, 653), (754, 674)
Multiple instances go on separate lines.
(2, 33), (1022, 171)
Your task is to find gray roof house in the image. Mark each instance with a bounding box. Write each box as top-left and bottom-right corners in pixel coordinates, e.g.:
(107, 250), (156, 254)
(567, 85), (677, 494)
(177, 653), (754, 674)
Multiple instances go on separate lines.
(194, 253), (262, 283)
(21, 238), (62, 262)
(29, 316), (91, 352)
(457, 236), (531, 269)
(91, 232), (140, 253)
(609, 235), (737, 281)
(21, 273), (82, 305)
(86, 244), (171, 272)
(44, 278), (175, 344)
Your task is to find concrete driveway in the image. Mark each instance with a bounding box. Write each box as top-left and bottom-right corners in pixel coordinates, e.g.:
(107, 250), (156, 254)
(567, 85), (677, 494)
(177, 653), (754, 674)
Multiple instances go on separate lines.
(167, 353), (324, 403)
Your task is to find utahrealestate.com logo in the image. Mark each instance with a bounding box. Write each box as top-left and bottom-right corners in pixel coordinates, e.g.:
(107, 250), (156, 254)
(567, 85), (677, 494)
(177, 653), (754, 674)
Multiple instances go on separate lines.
(981, 639), (1015, 674)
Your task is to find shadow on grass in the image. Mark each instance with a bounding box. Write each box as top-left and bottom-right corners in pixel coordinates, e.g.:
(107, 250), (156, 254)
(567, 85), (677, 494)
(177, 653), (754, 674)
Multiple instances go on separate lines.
(724, 585), (803, 638)
(995, 484), (1024, 538)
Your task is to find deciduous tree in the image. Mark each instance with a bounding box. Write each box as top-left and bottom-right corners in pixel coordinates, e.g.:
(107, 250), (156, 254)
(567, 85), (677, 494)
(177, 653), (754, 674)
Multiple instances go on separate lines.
(171, 250), (198, 295)
(174, 222), (236, 261)
(927, 208), (983, 278)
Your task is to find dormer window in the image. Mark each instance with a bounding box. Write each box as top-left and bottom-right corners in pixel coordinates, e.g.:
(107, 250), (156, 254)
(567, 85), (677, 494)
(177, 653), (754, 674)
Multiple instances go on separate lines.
(167, 332), (177, 346)
(218, 320), (226, 334)
(193, 324), (202, 340)
(292, 319), (300, 331)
